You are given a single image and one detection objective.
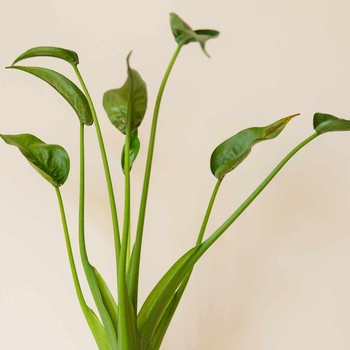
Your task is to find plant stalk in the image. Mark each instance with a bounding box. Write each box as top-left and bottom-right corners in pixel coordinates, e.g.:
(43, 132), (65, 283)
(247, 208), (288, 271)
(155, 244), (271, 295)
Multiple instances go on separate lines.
(73, 64), (121, 267)
(127, 43), (184, 310)
(78, 123), (118, 349)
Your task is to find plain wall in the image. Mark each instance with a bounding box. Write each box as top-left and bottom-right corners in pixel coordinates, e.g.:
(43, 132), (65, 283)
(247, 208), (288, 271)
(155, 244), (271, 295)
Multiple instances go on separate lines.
(1, 1), (350, 349)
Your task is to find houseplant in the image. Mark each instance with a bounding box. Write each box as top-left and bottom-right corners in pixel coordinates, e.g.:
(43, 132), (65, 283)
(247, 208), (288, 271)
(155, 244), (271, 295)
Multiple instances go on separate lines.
(1, 12), (350, 350)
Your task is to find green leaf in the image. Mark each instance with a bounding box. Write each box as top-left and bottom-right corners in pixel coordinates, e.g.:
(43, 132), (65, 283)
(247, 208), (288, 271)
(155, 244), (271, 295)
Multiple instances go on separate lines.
(103, 53), (147, 134)
(0, 133), (69, 187)
(210, 114), (298, 179)
(137, 247), (197, 350)
(147, 292), (179, 350)
(93, 267), (119, 335)
(85, 308), (113, 350)
(121, 130), (140, 173)
(7, 66), (93, 125)
(313, 112), (350, 134)
(170, 13), (219, 56)
(12, 46), (79, 65)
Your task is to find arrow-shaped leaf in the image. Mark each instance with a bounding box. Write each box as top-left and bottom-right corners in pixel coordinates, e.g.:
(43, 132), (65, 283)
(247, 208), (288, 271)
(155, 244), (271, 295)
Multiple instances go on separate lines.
(12, 46), (79, 66)
(210, 114), (299, 179)
(0, 133), (70, 187)
(103, 53), (147, 134)
(7, 66), (93, 125)
(170, 13), (219, 56)
(313, 112), (350, 134)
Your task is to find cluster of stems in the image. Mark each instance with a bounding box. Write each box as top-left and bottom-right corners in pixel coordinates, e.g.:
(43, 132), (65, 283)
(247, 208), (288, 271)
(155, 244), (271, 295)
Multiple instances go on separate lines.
(54, 41), (319, 349)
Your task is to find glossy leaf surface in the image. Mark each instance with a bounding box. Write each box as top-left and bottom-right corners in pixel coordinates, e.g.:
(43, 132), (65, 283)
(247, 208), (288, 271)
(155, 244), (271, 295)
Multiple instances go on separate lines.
(7, 66), (93, 125)
(103, 53), (147, 134)
(93, 267), (119, 335)
(313, 112), (350, 134)
(1, 133), (69, 187)
(13, 46), (79, 65)
(210, 114), (298, 179)
(121, 130), (140, 173)
(170, 13), (219, 56)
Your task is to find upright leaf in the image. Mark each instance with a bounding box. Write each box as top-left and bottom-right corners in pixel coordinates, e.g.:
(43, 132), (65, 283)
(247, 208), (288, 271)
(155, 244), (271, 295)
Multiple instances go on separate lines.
(7, 66), (93, 125)
(121, 130), (141, 173)
(86, 308), (113, 350)
(170, 13), (219, 56)
(12, 46), (79, 66)
(1, 133), (69, 187)
(137, 247), (197, 350)
(313, 112), (350, 134)
(103, 53), (147, 134)
(93, 267), (119, 335)
(210, 114), (299, 179)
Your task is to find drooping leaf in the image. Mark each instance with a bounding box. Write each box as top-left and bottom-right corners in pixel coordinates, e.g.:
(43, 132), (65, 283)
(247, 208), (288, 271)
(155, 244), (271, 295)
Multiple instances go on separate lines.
(93, 266), (119, 335)
(0, 133), (69, 187)
(12, 46), (79, 66)
(170, 13), (219, 56)
(86, 308), (113, 350)
(210, 114), (299, 179)
(7, 66), (93, 125)
(121, 130), (140, 173)
(313, 112), (350, 134)
(103, 53), (147, 134)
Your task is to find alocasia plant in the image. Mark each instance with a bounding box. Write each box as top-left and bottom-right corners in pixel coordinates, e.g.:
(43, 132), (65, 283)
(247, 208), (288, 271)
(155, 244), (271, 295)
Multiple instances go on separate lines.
(1, 13), (349, 350)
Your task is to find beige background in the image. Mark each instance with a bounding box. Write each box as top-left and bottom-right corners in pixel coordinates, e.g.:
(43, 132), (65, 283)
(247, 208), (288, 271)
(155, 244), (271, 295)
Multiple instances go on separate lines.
(1, 0), (350, 349)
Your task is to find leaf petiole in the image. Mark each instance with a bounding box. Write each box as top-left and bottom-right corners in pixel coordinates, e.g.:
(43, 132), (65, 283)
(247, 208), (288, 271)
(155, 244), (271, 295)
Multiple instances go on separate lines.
(127, 42), (184, 310)
(72, 65), (121, 269)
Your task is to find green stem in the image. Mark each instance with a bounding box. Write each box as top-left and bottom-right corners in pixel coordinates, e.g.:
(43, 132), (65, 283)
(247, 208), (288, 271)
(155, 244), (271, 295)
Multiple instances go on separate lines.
(117, 127), (132, 348)
(55, 187), (88, 313)
(128, 43), (184, 310)
(73, 65), (121, 266)
(196, 179), (223, 245)
(78, 123), (118, 349)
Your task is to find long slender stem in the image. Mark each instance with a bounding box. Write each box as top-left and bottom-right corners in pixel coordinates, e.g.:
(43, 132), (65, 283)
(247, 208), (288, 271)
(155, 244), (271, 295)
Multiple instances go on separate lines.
(55, 187), (88, 312)
(127, 43), (184, 310)
(196, 179), (223, 245)
(117, 127), (132, 348)
(73, 65), (121, 266)
(78, 123), (118, 349)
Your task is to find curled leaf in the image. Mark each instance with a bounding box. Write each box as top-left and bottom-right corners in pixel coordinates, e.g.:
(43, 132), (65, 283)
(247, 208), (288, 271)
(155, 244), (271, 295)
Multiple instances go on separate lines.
(103, 53), (147, 134)
(12, 46), (79, 65)
(121, 130), (140, 173)
(0, 133), (70, 187)
(170, 13), (219, 56)
(313, 112), (350, 134)
(7, 66), (93, 125)
(210, 114), (299, 179)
